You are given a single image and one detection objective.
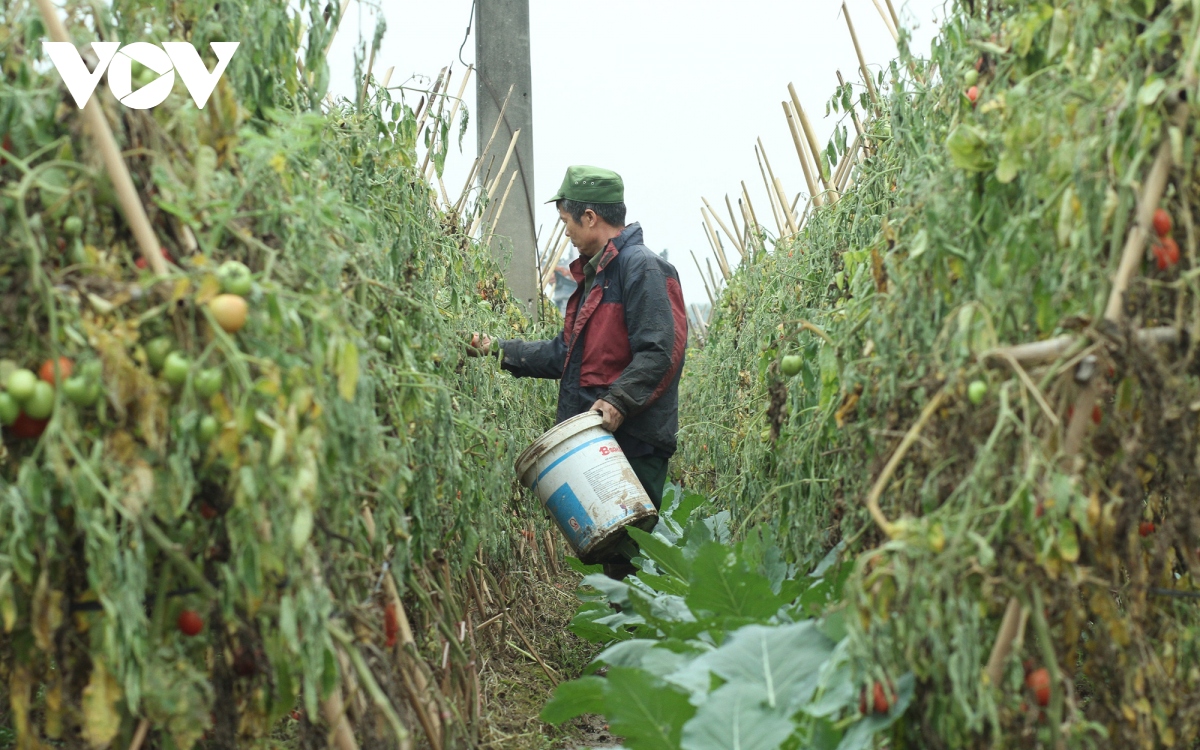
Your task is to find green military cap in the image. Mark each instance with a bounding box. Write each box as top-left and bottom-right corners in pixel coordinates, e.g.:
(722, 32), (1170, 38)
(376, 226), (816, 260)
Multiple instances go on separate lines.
(546, 165), (624, 204)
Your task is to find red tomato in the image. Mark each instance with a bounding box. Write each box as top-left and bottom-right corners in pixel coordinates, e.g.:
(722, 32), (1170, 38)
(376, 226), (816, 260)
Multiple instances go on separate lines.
(1139, 521), (1156, 537)
(1092, 404), (1102, 424)
(1162, 236), (1180, 265)
(1035, 501), (1045, 518)
(10, 412), (48, 439)
(39, 357), (73, 384)
(178, 610), (204, 636)
(135, 257), (148, 270)
(1026, 667), (1051, 707)
(872, 681), (891, 714)
(975, 56), (984, 72)
(966, 86), (979, 104)
(384, 604), (400, 647)
(199, 503), (218, 520)
(1153, 208), (1172, 237)
(1153, 243), (1170, 270)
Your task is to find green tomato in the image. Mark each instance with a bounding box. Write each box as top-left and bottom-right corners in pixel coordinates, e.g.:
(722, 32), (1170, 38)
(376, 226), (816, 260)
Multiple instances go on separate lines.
(217, 260), (254, 296)
(146, 337), (174, 371)
(374, 335), (393, 353)
(24, 381), (55, 419)
(63, 376), (99, 407)
(6, 369), (37, 402)
(79, 360), (103, 382)
(162, 352), (191, 387)
(0, 392), (18, 424)
(198, 415), (219, 443)
(968, 380), (988, 405)
(781, 355), (803, 378)
(964, 69), (979, 86)
(195, 368), (223, 398)
(63, 216), (84, 237)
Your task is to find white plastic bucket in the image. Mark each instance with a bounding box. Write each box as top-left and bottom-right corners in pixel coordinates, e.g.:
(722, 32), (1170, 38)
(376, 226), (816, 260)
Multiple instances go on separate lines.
(515, 412), (658, 564)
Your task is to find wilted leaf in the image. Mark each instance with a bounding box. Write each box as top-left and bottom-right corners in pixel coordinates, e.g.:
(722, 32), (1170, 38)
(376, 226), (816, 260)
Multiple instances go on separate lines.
(82, 659), (122, 748)
(337, 340), (360, 401)
(32, 569), (64, 651)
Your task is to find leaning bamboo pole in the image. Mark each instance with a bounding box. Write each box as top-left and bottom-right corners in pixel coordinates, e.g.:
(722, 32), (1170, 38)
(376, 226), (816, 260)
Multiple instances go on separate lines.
(788, 84), (832, 191)
(700, 208), (733, 279)
(690, 250), (716, 307)
(454, 84), (514, 213)
(754, 147), (786, 236)
(757, 139), (798, 235)
(424, 65), (474, 181)
(871, 0), (900, 42)
(843, 3), (880, 107)
(741, 182), (762, 236)
(415, 66), (448, 137)
(477, 169), (518, 240)
(705, 257), (722, 295)
(484, 129), (521, 199)
(725, 195), (746, 259)
(36, 0), (166, 275)
(540, 234), (571, 288)
(703, 197), (745, 259)
(883, 0), (900, 30)
(782, 102), (823, 209)
(836, 70), (869, 154)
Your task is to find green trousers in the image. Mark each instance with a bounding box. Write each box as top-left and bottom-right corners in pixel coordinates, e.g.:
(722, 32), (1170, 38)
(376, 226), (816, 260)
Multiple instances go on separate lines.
(603, 455), (669, 580)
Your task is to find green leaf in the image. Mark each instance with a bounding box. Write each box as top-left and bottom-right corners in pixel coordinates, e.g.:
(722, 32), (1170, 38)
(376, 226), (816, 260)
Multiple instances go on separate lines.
(629, 527), (691, 580)
(702, 621), (835, 712)
(336, 339), (359, 401)
(946, 124), (994, 172)
(686, 542), (783, 620)
(680, 682), (796, 750)
(605, 667), (697, 750)
(566, 556), (604, 576)
(541, 676), (606, 725)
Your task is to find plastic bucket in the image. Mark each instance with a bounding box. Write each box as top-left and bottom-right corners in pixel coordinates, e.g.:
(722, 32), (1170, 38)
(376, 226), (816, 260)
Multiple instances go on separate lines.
(515, 412), (658, 564)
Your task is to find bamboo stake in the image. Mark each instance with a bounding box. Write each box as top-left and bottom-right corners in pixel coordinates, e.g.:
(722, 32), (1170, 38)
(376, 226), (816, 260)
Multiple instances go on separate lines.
(705, 257), (722, 296)
(883, 0), (901, 31)
(985, 597), (1022, 687)
(455, 84), (514, 213)
(754, 146), (786, 236)
(701, 209), (732, 279)
(702, 197), (744, 259)
(540, 234), (571, 288)
(425, 65), (473, 181)
(741, 182), (761, 236)
(483, 170), (519, 239)
(36, 0), (166, 276)
(128, 719), (150, 750)
(691, 250), (716, 307)
(782, 103), (823, 209)
(871, 0), (900, 42)
(724, 195), (746, 259)
(775, 177), (796, 230)
(414, 66), (448, 137)
(381, 66), (395, 89)
(321, 687), (361, 750)
(539, 221), (565, 269)
(843, 3), (880, 107)
(484, 129), (521, 199)
(758, 139), (798, 235)
(1104, 140), (1175, 322)
(788, 84), (832, 191)
(864, 388), (948, 534)
(836, 70), (869, 153)
(358, 39), (379, 108)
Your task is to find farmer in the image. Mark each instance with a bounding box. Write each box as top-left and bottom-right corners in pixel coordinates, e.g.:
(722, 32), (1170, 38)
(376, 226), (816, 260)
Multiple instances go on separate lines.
(468, 166), (688, 579)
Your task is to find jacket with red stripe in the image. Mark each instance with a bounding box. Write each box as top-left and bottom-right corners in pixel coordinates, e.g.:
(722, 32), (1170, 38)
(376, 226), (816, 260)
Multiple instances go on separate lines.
(498, 223), (687, 456)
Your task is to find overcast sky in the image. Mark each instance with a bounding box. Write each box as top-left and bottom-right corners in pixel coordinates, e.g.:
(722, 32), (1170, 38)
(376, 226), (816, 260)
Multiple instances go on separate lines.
(326, 0), (946, 308)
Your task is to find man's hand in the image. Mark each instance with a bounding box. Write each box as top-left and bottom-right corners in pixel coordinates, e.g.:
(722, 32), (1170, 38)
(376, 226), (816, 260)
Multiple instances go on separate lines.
(466, 332), (493, 357)
(591, 399), (624, 432)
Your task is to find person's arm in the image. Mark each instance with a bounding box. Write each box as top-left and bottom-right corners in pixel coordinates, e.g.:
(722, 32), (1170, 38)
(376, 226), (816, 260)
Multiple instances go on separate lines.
(599, 256), (686, 417)
(496, 334), (567, 380)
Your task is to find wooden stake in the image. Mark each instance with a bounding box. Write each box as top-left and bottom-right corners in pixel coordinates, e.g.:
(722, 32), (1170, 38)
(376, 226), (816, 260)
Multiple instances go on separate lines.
(540, 234), (571, 288)
(724, 194), (746, 259)
(321, 687), (361, 750)
(883, 0), (901, 31)
(702, 197), (744, 259)
(754, 146), (786, 236)
(381, 66), (395, 89)
(864, 388), (948, 534)
(482, 169), (518, 239)
(705, 257), (722, 296)
(788, 84), (832, 191)
(691, 250), (716, 307)
(455, 84), (514, 213)
(783, 102), (823, 209)
(741, 181), (761, 236)
(425, 65), (473, 180)
(836, 70), (868, 152)
(701, 208), (732, 279)
(36, 0), (166, 276)
(484, 129), (521, 199)
(415, 66), (448, 137)
(757, 139), (798, 235)
(1105, 139), (1174, 322)
(843, 3), (880, 107)
(985, 597), (1022, 688)
(871, 0), (900, 42)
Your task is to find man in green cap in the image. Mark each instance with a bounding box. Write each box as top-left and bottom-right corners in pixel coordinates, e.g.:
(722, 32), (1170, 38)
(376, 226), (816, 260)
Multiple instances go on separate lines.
(469, 166), (688, 579)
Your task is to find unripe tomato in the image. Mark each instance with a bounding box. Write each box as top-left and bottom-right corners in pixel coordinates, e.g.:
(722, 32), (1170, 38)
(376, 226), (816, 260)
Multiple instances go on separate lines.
(63, 376), (100, 407)
(178, 610), (203, 636)
(217, 260), (253, 296)
(1025, 667), (1050, 707)
(198, 415), (219, 443)
(162, 352), (191, 387)
(24, 381), (55, 420)
(964, 69), (979, 86)
(1153, 208), (1172, 237)
(781, 355), (802, 377)
(145, 337), (174, 371)
(968, 380), (987, 405)
(194, 368), (223, 398)
(79, 360), (103, 382)
(209, 294), (248, 333)
(6, 369), (37, 402)
(375, 335), (393, 353)
(39, 357), (73, 384)
(63, 216), (83, 237)
(0, 392), (18, 425)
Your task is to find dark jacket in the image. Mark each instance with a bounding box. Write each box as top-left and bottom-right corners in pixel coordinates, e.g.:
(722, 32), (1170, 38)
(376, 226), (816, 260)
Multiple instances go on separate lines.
(499, 223), (687, 455)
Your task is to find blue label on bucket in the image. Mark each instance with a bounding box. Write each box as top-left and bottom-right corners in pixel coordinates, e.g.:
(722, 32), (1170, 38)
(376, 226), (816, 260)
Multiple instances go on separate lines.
(546, 482), (594, 551)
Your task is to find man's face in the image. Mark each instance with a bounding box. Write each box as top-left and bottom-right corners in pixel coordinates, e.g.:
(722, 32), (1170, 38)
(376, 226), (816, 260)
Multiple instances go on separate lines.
(559, 205), (601, 257)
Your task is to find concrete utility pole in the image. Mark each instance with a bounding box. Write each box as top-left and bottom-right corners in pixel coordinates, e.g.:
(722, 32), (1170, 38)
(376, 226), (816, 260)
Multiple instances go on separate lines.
(475, 0), (539, 316)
